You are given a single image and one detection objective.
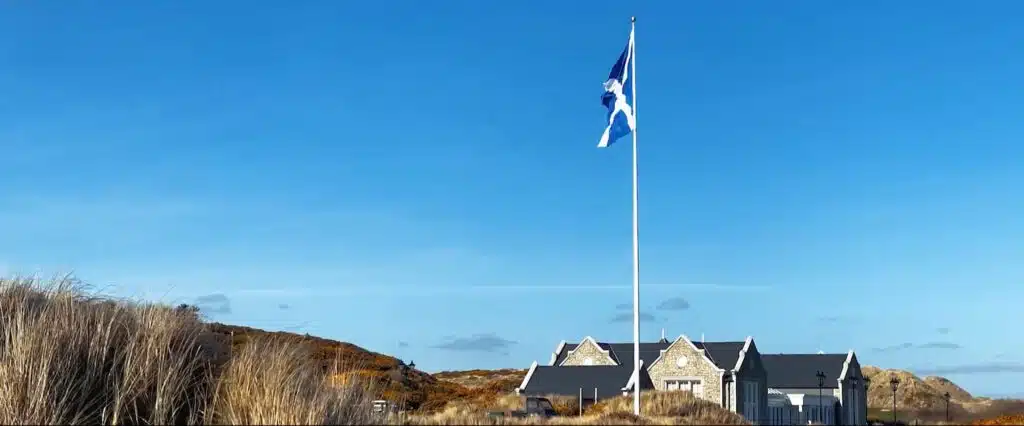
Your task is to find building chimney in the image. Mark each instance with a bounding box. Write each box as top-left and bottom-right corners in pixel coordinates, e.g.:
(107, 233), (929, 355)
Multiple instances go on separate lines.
(701, 333), (705, 343)
(661, 328), (665, 340)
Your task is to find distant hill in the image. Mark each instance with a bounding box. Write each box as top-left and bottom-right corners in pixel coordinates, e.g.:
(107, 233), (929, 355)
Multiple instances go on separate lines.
(207, 323), (481, 413)
(433, 368), (527, 391)
(205, 324), (1021, 421)
(863, 365), (955, 412)
(923, 375), (973, 402)
(862, 365), (1024, 423)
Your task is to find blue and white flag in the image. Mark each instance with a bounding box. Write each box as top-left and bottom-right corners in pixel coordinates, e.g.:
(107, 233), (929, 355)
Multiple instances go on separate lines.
(597, 28), (636, 148)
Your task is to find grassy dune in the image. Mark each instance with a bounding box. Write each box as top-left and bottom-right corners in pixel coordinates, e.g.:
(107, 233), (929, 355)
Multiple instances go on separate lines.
(401, 392), (749, 425)
(0, 275), (747, 425)
(0, 276), (379, 425)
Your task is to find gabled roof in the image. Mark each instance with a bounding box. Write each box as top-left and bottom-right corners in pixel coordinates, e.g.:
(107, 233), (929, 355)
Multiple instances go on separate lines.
(553, 342), (669, 369)
(518, 364), (654, 399)
(553, 340), (747, 371)
(694, 341), (746, 370)
(761, 353), (850, 389)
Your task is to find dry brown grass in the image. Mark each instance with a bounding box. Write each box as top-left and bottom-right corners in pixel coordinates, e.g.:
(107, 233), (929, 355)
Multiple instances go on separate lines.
(973, 413), (1024, 425)
(0, 275), (382, 425)
(209, 336), (378, 424)
(587, 391), (749, 424)
(433, 369), (527, 390)
(403, 391), (750, 425)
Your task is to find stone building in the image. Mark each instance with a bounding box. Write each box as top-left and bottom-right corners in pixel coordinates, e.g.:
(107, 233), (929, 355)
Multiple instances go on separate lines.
(516, 334), (867, 425)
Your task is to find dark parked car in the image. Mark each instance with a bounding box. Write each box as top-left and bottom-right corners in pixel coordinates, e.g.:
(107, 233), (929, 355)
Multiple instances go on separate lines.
(487, 396), (558, 420)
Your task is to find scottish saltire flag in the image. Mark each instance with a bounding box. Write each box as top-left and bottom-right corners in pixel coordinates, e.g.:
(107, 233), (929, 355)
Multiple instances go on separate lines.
(597, 28), (636, 148)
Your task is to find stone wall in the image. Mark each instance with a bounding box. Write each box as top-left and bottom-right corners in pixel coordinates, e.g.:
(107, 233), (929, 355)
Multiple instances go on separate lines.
(647, 339), (723, 405)
(560, 338), (616, 366)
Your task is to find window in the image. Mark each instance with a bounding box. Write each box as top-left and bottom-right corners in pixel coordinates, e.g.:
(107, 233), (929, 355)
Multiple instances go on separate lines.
(743, 381), (759, 423)
(664, 379), (703, 397)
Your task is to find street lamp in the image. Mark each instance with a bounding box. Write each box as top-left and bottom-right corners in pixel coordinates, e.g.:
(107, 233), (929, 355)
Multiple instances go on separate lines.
(944, 391), (951, 422)
(816, 370), (826, 424)
(889, 375), (901, 424)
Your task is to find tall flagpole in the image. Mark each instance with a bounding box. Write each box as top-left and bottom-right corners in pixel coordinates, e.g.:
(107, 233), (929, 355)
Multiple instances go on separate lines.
(629, 15), (641, 417)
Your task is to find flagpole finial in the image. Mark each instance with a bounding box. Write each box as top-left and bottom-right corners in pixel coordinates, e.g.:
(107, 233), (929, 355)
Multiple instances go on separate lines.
(631, 16), (636, 23)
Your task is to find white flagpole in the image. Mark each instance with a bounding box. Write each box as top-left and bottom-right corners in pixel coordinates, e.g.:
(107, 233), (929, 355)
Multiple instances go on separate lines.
(629, 15), (641, 417)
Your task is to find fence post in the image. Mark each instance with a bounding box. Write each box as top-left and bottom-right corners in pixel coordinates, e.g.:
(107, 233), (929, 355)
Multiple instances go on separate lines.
(579, 388), (583, 415)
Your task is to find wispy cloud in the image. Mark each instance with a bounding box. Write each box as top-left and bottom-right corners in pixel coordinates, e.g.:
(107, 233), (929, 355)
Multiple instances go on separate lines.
(872, 341), (961, 352)
(431, 333), (517, 354)
(656, 297), (690, 311)
(194, 293), (231, 315)
(277, 303), (290, 310)
(937, 327), (951, 335)
(398, 341), (410, 348)
(914, 363), (1024, 375)
(917, 342), (961, 350)
(237, 283), (766, 298)
(610, 312), (659, 323)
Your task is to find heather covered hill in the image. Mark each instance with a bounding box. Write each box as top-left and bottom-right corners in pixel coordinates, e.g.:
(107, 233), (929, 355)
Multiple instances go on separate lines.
(862, 365), (1024, 423)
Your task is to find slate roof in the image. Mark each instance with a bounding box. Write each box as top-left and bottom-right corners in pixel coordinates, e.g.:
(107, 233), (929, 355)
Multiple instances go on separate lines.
(694, 341), (746, 370)
(520, 365), (655, 399)
(761, 354), (849, 389)
(553, 340), (747, 371)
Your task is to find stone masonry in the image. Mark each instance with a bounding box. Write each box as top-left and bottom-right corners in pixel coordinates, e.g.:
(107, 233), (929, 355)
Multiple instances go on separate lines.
(560, 339), (617, 366)
(646, 340), (723, 405)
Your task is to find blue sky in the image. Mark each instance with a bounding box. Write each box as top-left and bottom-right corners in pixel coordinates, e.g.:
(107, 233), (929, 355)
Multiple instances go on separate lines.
(3, 0), (1024, 397)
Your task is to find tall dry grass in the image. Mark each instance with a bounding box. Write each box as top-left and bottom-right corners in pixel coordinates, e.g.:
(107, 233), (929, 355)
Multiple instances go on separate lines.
(0, 275), (382, 425)
(405, 390), (750, 425)
(209, 336), (377, 425)
(587, 391), (749, 424)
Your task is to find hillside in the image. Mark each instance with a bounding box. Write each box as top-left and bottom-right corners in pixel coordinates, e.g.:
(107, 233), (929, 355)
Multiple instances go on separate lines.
(207, 323), (481, 413)
(433, 368), (527, 391)
(863, 365), (1024, 422)
(863, 365), (956, 412)
(924, 375), (973, 402)
(204, 324), (1023, 421)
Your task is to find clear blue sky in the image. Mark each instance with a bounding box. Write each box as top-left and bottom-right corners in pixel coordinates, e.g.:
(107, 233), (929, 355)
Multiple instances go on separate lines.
(3, 0), (1024, 397)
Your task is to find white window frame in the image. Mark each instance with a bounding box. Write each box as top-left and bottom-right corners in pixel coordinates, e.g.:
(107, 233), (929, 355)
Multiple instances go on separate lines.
(663, 377), (704, 398)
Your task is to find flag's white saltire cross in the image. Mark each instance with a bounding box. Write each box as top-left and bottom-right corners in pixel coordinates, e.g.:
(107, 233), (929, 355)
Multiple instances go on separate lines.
(597, 28), (636, 148)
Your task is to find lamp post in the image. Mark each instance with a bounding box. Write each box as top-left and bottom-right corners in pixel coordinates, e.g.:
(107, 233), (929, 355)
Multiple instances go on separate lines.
(944, 391), (951, 422)
(816, 370), (826, 424)
(889, 375), (901, 424)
